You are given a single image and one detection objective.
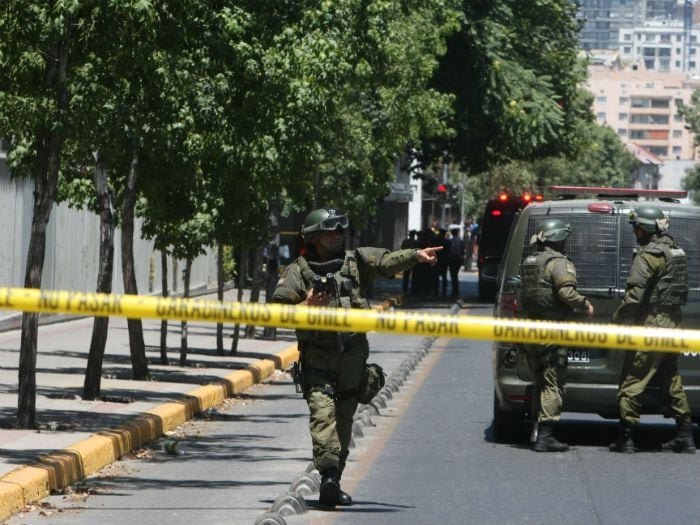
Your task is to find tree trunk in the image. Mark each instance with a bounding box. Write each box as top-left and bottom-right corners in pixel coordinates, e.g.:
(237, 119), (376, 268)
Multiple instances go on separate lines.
(121, 146), (149, 380)
(216, 242), (224, 355)
(230, 247), (247, 355)
(179, 258), (192, 366)
(160, 249), (169, 365)
(244, 247), (264, 339)
(263, 208), (280, 340)
(17, 32), (69, 429)
(83, 157), (115, 400)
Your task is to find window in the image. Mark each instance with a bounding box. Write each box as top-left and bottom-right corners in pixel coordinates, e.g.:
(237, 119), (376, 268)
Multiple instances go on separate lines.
(596, 96), (607, 104)
(619, 97), (629, 105)
(693, 36), (698, 43)
(692, 48), (697, 55)
(691, 61), (696, 68)
(676, 48), (682, 54)
(677, 35), (682, 42)
(645, 34), (656, 42)
(673, 130), (683, 138)
(676, 61), (682, 68)
(596, 112), (606, 122)
(660, 34), (671, 44)
(643, 47), (656, 57)
(650, 98), (670, 108)
(648, 146), (668, 156)
(618, 129), (628, 136)
(630, 114), (669, 124)
(619, 113), (628, 121)
(673, 146), (682, 156)
(675, 98), (684, 107)
(659, 59), (670, 72)
(659, 48), (671, 57)
(675, 114), (684, 122)
(645, 59), (656, 69)
(624, 34), (632, 41)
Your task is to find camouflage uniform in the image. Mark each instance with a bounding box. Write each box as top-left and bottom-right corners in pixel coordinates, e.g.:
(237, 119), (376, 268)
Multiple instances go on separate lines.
(273, 247), (419, 474)
(521, 246), (591, 423)
(612, 233), (691, 426)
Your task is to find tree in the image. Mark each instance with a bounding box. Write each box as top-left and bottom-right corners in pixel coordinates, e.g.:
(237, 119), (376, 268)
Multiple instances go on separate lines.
(0, 1), (90, 427)
(679, 89), (700, 203)
(431, 0), (589, 173)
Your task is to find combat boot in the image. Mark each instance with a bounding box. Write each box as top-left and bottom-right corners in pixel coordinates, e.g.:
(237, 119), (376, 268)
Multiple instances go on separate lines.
(319, 468), (341, 508)
(609, 421), (635, 453)
(337, 488), (353, 506)
(532, 422), (569, 452)
(661, 419), (696, 454)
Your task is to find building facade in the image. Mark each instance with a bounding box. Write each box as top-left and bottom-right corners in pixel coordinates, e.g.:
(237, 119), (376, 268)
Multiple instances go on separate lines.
(588, 67), (699, 160)
(577, 0), (685, 52)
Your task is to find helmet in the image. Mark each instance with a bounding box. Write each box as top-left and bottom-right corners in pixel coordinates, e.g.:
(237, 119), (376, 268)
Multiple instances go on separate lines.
(533, 219), (572, 243)
(302, 208), (349, 237)
(628, 205), (665, 233)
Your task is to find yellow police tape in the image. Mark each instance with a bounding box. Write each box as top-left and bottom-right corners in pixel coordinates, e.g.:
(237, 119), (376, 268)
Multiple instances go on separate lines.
(0, 287), (698, 354)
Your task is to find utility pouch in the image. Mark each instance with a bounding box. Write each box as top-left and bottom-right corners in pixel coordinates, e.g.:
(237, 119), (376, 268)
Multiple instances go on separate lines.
(356, 363), (385, 404)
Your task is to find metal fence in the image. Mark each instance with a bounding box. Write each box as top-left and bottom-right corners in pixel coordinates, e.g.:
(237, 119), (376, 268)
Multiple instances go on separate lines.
(0, 161), (217, 297)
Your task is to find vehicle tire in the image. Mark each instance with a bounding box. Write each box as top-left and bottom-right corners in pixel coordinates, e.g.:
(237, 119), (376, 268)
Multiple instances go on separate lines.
(492, 392), (526, 443)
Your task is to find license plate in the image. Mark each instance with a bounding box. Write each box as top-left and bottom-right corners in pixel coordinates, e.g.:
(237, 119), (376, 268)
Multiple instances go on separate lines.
(568, 349), (590, 363)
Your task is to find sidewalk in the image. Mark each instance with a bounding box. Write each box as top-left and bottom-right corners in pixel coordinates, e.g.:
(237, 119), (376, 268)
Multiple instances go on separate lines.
(0, 285), (409, 521)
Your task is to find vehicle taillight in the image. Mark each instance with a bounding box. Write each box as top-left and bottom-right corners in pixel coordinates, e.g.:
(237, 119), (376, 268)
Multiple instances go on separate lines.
(491, 209), (503, 216)
(522, 193), (531, 202)
(499, 193), (508, 201)
(534, 194), (544, 201)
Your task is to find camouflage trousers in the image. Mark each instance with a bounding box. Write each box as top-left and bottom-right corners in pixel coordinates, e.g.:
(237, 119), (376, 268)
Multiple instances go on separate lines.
(617, 350), (691, 425)
(302, 334), (369, 473)
(525, 344), (567, 423)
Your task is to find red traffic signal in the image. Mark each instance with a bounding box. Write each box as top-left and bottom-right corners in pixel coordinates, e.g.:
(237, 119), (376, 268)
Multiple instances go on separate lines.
(437, 183), (448, 193)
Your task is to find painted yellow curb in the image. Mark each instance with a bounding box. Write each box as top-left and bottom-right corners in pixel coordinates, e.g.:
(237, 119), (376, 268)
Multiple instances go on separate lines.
(0, 342), (299, 521)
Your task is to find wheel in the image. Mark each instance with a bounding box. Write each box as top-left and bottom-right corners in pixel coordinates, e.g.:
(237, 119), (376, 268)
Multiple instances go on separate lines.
(492, 391), (527, 443)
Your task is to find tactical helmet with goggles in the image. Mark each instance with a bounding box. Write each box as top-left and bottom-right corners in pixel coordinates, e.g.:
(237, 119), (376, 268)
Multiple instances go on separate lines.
(531, 218), (572, 245)
(628, 205), (666, 233)
(302, 208), (349, 237)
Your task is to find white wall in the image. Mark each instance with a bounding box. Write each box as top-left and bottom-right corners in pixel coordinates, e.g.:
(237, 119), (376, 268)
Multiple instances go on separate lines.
(0, 162), (217, 294)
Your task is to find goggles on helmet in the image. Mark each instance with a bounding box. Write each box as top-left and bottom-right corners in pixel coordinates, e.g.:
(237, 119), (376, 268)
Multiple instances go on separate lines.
(319, 215), (349, 231)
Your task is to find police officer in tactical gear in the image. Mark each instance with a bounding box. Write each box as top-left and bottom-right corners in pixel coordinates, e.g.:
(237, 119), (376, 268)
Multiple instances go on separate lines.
(521, 219), (594, 452)
(272, 208), (441, 508)
(610, 205), (695, 454)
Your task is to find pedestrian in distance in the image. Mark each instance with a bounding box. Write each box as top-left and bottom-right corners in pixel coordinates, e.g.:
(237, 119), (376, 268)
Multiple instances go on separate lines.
(272, 208), (442, 508)
(609, 205), (695, 454)
(400, 230), (418, 295)
(448, 226), (466, 298)
(520, 219), (594, 452)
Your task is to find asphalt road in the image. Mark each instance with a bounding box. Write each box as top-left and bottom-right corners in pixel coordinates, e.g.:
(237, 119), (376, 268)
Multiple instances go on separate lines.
(13, 276), (700, 525)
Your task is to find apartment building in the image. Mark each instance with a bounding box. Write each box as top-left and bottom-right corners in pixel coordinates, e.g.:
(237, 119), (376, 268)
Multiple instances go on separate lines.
(619, 19), (700, 73)
(577, 0), (684, 52)
(587, 67), (700, 160)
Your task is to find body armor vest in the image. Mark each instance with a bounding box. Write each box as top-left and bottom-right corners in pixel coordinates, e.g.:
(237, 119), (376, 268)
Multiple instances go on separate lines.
(641, 237), (688, 307)
(520, 250), (569, 320)
(296, 251), (368, 309)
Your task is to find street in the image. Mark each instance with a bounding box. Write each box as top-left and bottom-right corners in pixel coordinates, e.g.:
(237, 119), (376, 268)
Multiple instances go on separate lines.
(11, 274), (700, 525)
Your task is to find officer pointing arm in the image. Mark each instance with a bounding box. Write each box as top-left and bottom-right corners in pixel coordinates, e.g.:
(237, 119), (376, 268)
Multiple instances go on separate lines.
(272, 208), (441, 509)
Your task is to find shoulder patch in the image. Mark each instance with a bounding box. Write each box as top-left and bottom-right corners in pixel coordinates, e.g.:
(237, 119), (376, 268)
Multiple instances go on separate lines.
(565, 262), (576, 275)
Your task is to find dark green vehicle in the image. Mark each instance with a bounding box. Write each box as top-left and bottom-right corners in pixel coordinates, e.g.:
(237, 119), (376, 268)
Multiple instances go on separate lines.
(492, 186), (700, 442)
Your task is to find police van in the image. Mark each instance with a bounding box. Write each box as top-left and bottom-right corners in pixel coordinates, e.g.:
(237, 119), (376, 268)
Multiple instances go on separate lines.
(491, 186), (700, 442)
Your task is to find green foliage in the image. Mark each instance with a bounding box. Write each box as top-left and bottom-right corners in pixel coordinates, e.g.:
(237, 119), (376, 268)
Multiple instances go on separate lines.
(467, 122), (637, 217)
(432, 0), (590, 172)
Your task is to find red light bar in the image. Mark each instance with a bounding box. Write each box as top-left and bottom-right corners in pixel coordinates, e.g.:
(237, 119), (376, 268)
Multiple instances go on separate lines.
(498, 193), (508, 201)
(588, 203), (614, 214)
(534, 194), (544, 201)
(548, 186), (687, 199)
(522, 193), (531, 202)
(491, 209), (503, 216)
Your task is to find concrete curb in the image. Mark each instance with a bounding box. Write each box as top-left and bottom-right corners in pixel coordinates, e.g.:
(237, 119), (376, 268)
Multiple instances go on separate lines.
(0, 293), (402, 521)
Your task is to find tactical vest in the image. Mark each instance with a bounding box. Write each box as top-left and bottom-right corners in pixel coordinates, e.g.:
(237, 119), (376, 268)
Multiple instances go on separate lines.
(641, 237), (688, 307)
(520, 250), (569, 320)
(296, 251), (368, 310)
